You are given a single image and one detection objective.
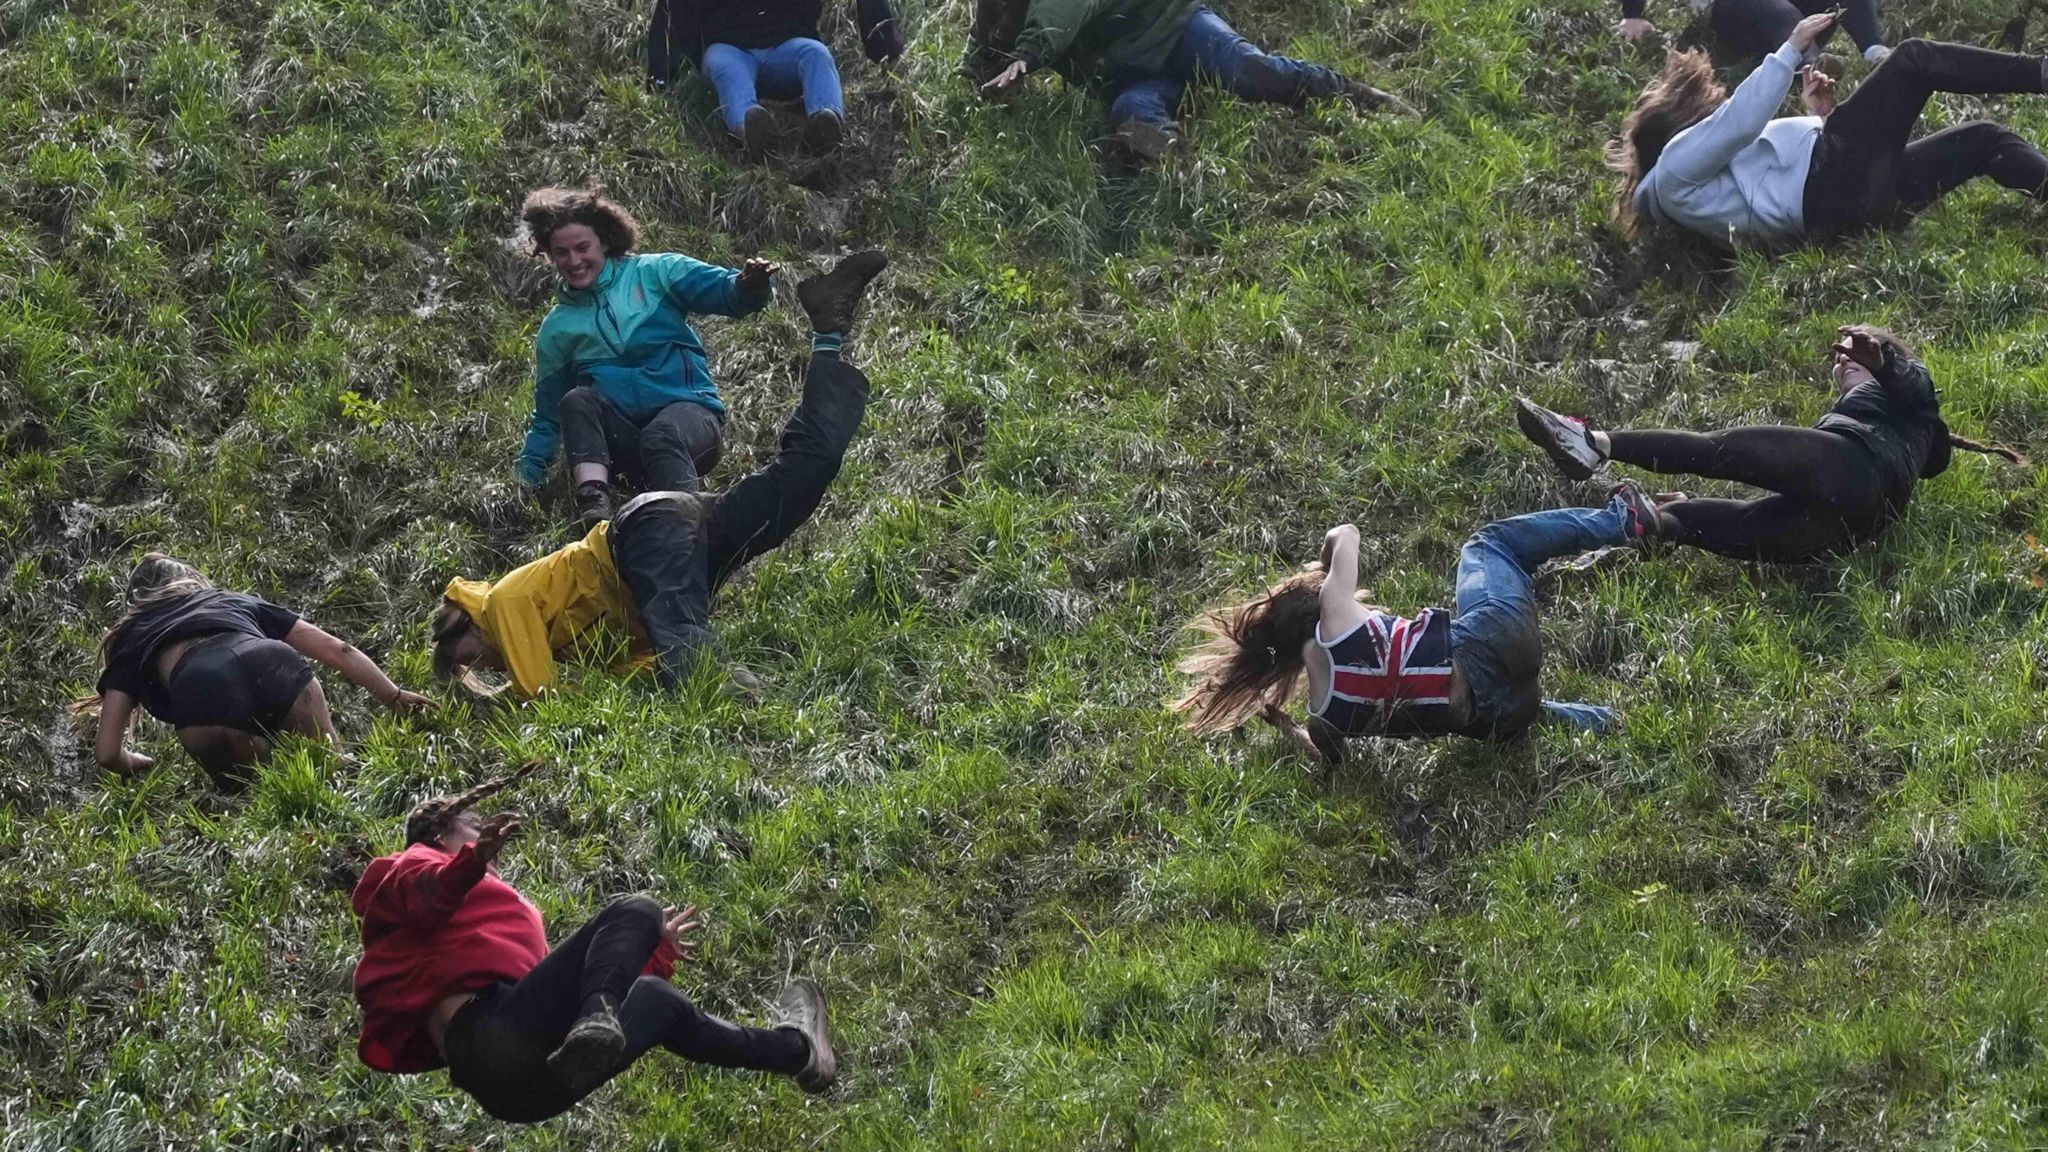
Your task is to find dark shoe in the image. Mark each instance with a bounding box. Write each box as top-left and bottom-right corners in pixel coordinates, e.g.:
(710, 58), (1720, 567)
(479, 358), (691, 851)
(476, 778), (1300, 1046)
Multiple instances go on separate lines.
(804, 109), (845, 156)
(1112, 119), (1184, 162)
(1342, 78), (1422, 119)
(740, 105), (778, 160)
(797, 250), (888, 335)
(770, 978), (837, 1094)
(1610, 480), (1664, 542)
(574, 481), (613, 532)
(1515, 396), (1606, 481)
(547, 1003), (626, 1096)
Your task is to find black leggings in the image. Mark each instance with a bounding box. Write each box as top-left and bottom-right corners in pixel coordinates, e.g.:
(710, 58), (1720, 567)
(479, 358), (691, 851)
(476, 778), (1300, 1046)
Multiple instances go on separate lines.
(442, 896), (807, 1124)
(1805, 39), (2048, 237)
(1710, 0), (1882, 59)
(1606, 426), (1890, 562)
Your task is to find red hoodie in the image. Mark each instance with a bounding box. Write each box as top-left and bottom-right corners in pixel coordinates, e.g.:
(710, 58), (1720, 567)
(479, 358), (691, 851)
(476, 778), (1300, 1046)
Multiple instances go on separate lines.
(350, 843), (675, 1074)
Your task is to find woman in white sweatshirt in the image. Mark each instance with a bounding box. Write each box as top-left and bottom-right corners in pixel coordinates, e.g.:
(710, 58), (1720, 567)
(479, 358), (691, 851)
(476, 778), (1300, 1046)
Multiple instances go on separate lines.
(1610, 12), (2048, 246)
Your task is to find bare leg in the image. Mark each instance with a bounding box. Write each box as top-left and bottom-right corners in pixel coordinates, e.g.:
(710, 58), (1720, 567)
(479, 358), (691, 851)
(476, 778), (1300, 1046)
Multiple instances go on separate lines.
(284, 678), (339, 745)
(177, 725), (273, 790)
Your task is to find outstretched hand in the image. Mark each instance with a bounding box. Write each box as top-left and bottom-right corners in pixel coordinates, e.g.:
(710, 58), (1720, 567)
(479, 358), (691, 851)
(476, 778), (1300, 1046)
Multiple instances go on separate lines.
(661, 903), (703, 963)
(474, 811), (523, 866)
(981, 59), (1029, 100)
(1789, 10), (1838, 51)
(737, 258), (779, 295)
(1832, 325), (1886, 371)
(386, 689), (437, 713)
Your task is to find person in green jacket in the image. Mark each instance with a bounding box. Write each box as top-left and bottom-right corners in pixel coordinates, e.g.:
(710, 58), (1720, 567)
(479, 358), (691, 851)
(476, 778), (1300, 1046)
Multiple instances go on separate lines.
(979, 0), (1416, 159)
(516, 185), (779, 531)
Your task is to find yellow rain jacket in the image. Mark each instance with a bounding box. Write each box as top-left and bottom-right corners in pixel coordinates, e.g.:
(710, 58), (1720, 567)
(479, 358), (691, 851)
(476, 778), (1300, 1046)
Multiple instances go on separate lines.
(441, 523), (653, 697)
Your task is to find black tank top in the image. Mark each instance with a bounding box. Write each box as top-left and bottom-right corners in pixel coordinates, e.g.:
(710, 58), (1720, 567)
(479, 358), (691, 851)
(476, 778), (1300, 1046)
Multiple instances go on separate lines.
(1307, 609), (1459, 739)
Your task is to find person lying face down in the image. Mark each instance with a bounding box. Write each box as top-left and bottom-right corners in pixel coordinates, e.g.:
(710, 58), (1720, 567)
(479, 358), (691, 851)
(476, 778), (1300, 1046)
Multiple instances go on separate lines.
(977, 0), (1416, 161)
(1174, 490), (1666, 767)
(1514, 325), (2024, 564)
(516, 185), (779, 534)
(350, 762), (836, 1124)
(86, 553), (432, 788)
(436, 251), (888, 697)
(1611, 14), (2048, 247)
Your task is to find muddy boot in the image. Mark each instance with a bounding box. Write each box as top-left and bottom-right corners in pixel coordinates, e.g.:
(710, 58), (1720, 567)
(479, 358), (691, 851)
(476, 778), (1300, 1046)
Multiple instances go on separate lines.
(1112, 119), (1184, 161)
(797, 250), (889, 335)
(574, 481), (613, 532)
(739, 104), (779, 160)
(546, 1000), (626, 1097)
(770, 979), (837, 1095)
(804, 109), (845, 156)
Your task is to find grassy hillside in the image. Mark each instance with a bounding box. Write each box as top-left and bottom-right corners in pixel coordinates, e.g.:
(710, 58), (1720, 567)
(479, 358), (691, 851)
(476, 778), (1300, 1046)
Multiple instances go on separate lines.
(7, 0), (2048, 1146)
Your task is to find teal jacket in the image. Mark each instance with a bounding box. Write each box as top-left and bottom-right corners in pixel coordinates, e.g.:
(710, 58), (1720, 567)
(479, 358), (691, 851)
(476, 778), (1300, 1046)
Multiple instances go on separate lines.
(1013, 0), (1200, 81)
(517, 253), (771, 486)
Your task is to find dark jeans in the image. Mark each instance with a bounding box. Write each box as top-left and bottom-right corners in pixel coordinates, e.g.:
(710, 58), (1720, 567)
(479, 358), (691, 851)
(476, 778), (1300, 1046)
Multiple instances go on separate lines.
(560, 388), (724, 494)
(1451, 499), (1631, 738)
(443, 896), (808, 1124)
(1607, 425), (1889, 562)
(1710, 0), (1880, 59)
(1107, 6), (1349, 128)
(1804, 39), (2048, 237)
(609, 354), (870, 687)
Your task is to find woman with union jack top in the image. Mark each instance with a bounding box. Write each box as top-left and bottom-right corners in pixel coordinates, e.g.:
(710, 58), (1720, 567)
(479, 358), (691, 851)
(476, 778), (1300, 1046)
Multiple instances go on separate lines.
(1172, 486), (1666, 766)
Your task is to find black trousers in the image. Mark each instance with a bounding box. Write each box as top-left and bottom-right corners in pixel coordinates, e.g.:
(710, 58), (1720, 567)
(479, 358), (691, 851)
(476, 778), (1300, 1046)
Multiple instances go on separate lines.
(1710, 0), (1881, 59)
(1606, 426), (1891, 562)
(443, 896), (808, 1124)
(560, 388), (724, 493)
(1804, 39), (2048, 237)
(609, 354), (870, 687)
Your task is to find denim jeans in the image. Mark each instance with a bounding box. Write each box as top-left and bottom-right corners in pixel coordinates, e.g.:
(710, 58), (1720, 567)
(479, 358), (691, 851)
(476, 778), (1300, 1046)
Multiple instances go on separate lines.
(703, 37), (846, 131)
(1450, 498), (1633, 737)
(560, 388), (723, 494)
(443, 896), (807, 1123)
(608, 354), (870, 687)
(1107, 6), (1350, 128)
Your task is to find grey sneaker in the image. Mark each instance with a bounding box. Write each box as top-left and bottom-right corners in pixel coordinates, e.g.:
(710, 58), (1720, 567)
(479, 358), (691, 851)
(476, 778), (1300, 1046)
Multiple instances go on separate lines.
(1515, 396), (1606, 481)
(547, 1003), (626, 1096)
(769, 978), (837, 1095)
(1609, 479), (1664, 542)
(1112, 119), (1184, 162)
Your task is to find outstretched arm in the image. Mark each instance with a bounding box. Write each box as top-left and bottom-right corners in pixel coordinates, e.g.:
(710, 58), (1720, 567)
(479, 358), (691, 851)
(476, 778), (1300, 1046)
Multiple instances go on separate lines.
(1647, 16), (1832, 184)
(1320, 524), (1369, 639)
(285, 622), (435, 712)
(93, 690), (154, 776)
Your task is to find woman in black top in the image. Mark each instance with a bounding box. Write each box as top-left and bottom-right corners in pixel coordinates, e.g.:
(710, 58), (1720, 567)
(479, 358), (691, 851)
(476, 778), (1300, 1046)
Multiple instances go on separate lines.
(1514, 327), (2023, 563)
(90, 554), (433, 787)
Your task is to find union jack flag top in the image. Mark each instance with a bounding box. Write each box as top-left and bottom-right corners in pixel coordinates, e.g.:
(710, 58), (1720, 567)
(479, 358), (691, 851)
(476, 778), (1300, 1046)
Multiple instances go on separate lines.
(1307, 608), (1459, 738)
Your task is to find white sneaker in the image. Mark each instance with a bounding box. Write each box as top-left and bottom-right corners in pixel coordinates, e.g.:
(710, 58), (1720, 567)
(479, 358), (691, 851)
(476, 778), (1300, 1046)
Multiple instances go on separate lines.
(1515, 396), (1606, 480)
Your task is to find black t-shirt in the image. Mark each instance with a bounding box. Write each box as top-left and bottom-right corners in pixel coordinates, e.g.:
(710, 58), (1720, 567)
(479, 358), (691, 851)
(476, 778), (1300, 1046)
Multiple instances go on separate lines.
(97, 590), (301, 716)
(1813, 348), (1951, 515)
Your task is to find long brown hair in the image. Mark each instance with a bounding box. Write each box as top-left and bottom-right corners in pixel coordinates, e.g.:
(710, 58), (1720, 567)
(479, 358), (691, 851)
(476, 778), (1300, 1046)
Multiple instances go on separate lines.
(1608, 50), (1727, 234)
(404, 758), (545, 846)
(1172, 571), (1326, 734)
(521, 184), (642, 258)
(429, 599), (507, 701)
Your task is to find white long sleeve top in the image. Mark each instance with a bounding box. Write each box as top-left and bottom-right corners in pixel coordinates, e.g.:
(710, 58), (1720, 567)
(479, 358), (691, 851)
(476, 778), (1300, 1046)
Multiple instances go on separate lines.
(1633, 42), (1823, 243)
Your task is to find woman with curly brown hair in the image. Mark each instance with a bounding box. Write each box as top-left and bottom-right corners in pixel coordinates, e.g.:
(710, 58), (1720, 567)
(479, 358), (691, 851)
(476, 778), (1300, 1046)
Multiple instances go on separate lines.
(515, 185), (781, 532)
(1612, 13), (2048, 246)
(1173, 489), (1661, 767)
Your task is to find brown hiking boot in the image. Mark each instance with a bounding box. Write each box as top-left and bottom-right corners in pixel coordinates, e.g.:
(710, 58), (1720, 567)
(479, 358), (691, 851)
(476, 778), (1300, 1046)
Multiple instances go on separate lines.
(739, 105), (779, 160)
(804, 109), (845, 156)
(546, 1002), (626, 1096)
(574, 481), (613, 533)
(797, 250), (888, 334)
(1112, 119), (1184, 161)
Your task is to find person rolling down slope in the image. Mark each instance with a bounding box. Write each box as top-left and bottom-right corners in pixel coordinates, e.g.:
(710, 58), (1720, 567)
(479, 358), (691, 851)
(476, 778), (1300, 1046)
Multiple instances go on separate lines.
(436, 251), (887, 696)
(645, 0), (905, 160)
(1514, 326), (2024, 564)
(352, 763), (835, 1123)
(978, 0), (1417, 161)
(1613, 13), (2048, 246)
(516, 185), (780, 533)
(86, 553), (433, 788)
(1173, 489), (1666, 767)
(1618, 0), (1890, 65)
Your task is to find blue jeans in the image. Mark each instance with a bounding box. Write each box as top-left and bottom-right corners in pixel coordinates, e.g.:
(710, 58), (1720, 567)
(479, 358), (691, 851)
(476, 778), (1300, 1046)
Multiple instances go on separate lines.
(1449, 499), (1632, 737)
(702, 38), (845, 132)
(1107, 7), (1350, 129)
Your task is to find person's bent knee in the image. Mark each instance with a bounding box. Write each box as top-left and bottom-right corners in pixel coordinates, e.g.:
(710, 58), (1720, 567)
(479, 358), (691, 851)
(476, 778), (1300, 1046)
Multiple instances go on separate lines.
(786, 37), (835, 64)
(1886, 38), (1935, 68)
(560, 386), (603, 417)
(610, 893), (666, 926)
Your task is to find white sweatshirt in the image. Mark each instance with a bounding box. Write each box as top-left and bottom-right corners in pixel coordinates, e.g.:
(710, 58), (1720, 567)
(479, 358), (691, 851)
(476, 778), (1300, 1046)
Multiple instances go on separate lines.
(1633, 42), (1823, 243)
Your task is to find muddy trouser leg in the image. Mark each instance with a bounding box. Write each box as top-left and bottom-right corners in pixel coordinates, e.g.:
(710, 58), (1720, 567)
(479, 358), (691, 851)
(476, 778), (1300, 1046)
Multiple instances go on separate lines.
(630, 401), (725, 493)
(560, 387), (638, 476)
(1175, 6), (1348, 106)
(702, 355), (871, 591)
(611, 498), (713, 689)
(1605, 425), (1888, 559)
(1804, 39), (2048, 234)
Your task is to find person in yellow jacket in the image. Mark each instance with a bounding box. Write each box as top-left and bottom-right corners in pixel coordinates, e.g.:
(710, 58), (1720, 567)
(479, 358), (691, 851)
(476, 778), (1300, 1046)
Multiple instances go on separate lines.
(431, 251), (887, 695)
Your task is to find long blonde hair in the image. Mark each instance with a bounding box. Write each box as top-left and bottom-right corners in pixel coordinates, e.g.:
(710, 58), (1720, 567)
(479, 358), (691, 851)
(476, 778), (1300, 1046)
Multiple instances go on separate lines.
(1172, 571), (1326, 734)
(1608, 50), (1727, 234)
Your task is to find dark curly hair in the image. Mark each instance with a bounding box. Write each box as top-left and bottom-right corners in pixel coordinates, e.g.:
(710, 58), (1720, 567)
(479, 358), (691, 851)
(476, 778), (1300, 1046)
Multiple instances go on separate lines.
(521, 184), (642, 257)
(404, 759), (545, 847)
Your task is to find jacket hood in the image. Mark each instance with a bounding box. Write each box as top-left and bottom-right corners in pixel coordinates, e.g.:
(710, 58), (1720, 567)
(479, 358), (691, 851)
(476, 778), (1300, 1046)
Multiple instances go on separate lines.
(443, 577), (493, 622)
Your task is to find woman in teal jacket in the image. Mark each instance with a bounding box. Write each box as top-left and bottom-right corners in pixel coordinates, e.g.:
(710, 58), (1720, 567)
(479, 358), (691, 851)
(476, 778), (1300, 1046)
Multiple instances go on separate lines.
(516, 186), (778, 530)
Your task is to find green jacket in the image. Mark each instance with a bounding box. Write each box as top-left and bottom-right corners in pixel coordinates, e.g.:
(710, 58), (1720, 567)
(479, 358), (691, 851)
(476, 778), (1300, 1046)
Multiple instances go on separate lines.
(1013, 0), (1200, 81)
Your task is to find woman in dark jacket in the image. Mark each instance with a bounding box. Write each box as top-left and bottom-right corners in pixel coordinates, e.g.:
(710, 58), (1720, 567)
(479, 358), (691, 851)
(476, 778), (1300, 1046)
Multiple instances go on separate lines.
(1514, 326), (2024, 563)
(646, 0), (904, 158)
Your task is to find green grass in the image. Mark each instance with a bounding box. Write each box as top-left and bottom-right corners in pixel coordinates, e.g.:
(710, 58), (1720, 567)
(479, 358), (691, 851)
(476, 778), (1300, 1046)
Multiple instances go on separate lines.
(7, 0), (2048, 1146)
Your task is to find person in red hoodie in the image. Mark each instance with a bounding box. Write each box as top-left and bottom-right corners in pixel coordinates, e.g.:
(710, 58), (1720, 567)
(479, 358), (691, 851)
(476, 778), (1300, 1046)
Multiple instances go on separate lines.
(351, 765), (837, 1122)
